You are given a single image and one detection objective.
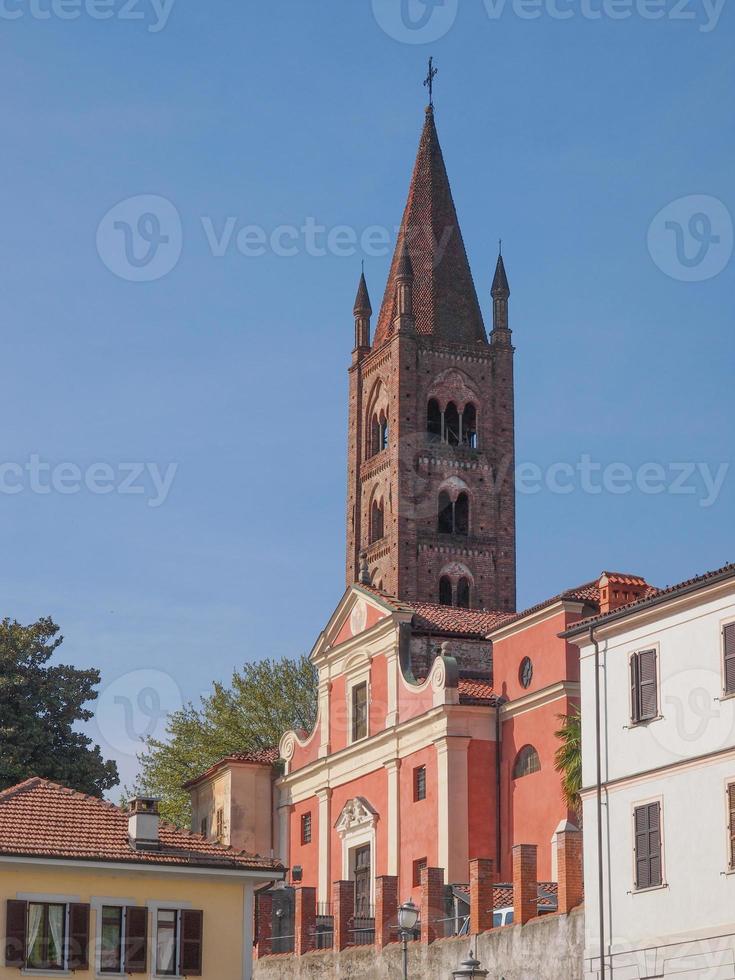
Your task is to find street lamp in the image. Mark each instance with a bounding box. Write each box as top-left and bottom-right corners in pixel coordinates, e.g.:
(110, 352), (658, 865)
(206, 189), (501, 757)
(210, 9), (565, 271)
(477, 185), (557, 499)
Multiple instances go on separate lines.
(452, 950), (489, 979)
(397, 899), (419, 980)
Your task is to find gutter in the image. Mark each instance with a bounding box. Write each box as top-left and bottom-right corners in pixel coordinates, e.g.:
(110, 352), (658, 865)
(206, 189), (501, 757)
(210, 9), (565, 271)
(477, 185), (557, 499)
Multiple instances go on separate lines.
(494, 696), (507, 873)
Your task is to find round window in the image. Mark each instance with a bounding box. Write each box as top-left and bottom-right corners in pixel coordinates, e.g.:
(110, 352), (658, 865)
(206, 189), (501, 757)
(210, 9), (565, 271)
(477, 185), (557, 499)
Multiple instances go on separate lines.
(519, 657), (533, 689)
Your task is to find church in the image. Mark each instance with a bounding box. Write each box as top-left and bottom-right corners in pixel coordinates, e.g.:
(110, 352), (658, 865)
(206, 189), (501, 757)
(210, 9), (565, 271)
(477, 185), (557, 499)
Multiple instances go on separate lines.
(186, 96), (652, 935)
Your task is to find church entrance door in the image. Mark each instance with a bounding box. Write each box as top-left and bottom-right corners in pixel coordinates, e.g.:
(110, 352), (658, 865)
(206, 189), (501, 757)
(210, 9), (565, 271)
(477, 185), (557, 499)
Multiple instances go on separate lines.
(353, 844), (371, 916)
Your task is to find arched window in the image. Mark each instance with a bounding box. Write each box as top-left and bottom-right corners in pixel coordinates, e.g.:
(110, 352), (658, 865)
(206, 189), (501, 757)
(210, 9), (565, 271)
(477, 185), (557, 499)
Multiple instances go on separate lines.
(438, 491), (453, 534)
(454, 493), (469, 536)
(438, 491), (470, 536)
(457, 578), (470, 609)
(462, 403), (477, 449)
(379, 413), (389, 452)
(444, 402), (460, 446)
(369, 415), (381, 458)
(427, 399), (441, 440)
(370, 499), (384, 543)
(513, 745), (541, 779)
(439, 576), (452, 606)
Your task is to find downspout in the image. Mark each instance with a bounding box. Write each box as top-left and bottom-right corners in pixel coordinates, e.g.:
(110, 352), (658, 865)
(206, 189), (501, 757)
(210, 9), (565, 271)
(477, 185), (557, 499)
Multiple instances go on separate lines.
(494, 696), (507, 874)
(590, 626), (605, 980)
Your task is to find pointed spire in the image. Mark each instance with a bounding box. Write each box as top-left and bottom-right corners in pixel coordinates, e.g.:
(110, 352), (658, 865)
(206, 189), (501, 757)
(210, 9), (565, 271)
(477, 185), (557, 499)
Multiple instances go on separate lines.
(396, 241), (414, 281)
(353, 269), (372, 316)
(353, 268), (372, 351)
(373, 107), (487, 347)
(491, 250), (510, 299)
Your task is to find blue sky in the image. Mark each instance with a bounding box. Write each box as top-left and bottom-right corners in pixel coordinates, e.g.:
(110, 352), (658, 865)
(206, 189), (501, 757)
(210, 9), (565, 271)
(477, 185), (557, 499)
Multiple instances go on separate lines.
(1, 0), (733, 793)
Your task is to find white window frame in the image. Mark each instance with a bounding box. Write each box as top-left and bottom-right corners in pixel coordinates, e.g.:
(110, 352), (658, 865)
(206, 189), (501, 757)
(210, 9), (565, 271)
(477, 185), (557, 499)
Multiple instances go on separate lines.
(630, 794), (667, 893)
(147, 900), (192, 980)
(17, 892), (78, 977)
(720, 616), (735, 699)
(346, 666), (371, 745)
(90, 898), (136, 979)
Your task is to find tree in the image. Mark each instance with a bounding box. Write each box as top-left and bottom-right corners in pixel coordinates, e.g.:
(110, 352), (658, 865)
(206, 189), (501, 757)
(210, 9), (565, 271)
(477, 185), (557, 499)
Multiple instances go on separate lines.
(0, 616), (119, 796)
(554, 707), (582, 822)
(134, 655), (318, 826)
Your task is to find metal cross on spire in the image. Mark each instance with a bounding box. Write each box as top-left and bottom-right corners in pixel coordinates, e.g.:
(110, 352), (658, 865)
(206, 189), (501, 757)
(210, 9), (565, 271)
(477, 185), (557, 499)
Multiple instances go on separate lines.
(423, 56), (438, 108)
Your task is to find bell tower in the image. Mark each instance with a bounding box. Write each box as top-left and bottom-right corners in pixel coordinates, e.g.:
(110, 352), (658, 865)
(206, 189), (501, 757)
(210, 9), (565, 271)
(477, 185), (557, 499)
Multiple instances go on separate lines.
(345, 104), (516, 612)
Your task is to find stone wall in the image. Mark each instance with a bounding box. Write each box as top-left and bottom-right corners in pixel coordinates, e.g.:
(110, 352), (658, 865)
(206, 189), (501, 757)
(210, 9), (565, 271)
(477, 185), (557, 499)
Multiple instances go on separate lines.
(253, 907), (584, 980)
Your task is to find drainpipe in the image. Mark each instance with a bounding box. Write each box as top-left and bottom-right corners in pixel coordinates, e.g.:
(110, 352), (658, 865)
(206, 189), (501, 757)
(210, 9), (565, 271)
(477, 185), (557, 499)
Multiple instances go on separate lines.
(590, 626), (605, 980)
(494, 696), (507, 874)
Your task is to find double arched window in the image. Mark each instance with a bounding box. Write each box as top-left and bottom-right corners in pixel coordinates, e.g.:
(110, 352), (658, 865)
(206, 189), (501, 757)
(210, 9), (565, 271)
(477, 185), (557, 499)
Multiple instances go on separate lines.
(369, 412), (388, 458)
(426, 400), (478, 449)
(437, 491), (469, 536)
(370, 498), (385, 544)
(438, 574), (472, 609)
(513, 745), (541, 779)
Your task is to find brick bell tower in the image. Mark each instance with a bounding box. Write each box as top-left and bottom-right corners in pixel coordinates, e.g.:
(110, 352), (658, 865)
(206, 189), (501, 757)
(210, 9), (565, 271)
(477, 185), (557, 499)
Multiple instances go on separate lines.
(345, 103), (516, 612)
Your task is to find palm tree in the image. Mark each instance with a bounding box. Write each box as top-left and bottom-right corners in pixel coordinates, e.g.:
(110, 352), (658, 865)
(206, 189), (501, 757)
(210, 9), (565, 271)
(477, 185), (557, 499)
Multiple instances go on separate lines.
(554, 707), (582, 823)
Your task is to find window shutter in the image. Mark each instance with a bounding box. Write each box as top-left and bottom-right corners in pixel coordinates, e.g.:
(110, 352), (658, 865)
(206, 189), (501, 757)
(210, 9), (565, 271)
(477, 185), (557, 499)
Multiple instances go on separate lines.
(724, 624), (735, 695)
(638, 650), (658, 721)
(124, 906), (148, 974)
(68, 903), (90, 970)
(630, 654), (640, 723)
(179, 909), (203, 976)
(4, 900), (27, 967)
(728, 784), (735, 870)
(635, 802), (662, 889)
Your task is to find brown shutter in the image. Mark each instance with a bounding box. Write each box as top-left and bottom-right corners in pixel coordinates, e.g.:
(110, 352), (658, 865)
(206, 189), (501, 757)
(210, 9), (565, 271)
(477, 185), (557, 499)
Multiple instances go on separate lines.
(724, 624), (735, 695)
(179, 909), (203, 976)
(635, 802), (662, 889)
(68, 903), (90, 970)
(728, 784), (735, 870)
(124, 906), (148, 974)
(4, 900), (27, 967)
(638, 650), (658, 721)
(630, 654), (640, 723)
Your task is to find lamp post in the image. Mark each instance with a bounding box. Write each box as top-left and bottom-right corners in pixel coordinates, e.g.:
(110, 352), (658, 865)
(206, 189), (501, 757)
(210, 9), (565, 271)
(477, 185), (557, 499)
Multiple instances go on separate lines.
(397, 899), (419, 980)
(452, 950), (489, 979)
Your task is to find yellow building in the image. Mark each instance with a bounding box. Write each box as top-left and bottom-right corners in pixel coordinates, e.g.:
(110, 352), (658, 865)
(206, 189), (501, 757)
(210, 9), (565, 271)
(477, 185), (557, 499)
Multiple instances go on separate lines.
(0, 778), (283, 979)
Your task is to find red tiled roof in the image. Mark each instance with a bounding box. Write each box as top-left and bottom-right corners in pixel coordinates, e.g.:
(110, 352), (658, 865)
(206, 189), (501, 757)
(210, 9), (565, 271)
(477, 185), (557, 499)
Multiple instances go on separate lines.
(356, 584), (511, 639)
(182, 748), (279, 790)
(564, 562), (735, 635)
(372, 107), (487, 348)
(0, 779), (282, 872)
(452, 881), (559, 911)
(458, 677), (494, 704)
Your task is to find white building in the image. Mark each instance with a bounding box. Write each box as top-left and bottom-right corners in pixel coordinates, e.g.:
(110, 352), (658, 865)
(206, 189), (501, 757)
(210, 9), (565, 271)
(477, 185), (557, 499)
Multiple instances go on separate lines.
(566, 563), (735, 980)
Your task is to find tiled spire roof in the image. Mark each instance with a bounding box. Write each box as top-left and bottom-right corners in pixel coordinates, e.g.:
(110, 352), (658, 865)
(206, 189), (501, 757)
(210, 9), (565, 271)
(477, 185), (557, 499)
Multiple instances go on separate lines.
(353, 270), (372, 316)
(373, 106), (487, 347)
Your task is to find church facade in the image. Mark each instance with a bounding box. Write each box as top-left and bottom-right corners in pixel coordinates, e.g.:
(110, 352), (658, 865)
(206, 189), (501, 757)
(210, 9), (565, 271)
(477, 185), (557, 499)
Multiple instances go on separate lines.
(188, 102), (652, 920)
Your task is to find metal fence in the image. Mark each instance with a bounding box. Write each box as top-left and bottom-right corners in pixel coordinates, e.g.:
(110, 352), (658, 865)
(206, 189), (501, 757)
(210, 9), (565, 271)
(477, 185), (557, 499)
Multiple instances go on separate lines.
(315, 904), (334, 950)
(351, 908), (375, 946)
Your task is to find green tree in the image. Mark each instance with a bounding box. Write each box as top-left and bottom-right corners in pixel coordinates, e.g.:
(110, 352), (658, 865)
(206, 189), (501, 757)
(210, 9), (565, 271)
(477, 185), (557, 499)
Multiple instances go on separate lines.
(0, 616), (119, 796)
(554, 707), (582, 822)
(134, 656), (318, 826)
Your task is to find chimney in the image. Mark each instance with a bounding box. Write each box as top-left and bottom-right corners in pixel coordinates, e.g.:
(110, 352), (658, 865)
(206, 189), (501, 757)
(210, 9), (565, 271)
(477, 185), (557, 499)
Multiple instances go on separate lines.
(598, 572), (649, 615)
(128, 797), (161, 850)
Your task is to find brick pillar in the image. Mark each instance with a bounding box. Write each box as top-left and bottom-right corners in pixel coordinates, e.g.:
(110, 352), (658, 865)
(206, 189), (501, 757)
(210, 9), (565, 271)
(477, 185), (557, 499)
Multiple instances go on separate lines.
(557, 828), (584, 914)
(420, 866), (445, 944)
(332, 880), (354, 952)
(295, 886), (317, 956)
(512, 844), (538, 926)
(255, 891), (273, 958)
(469, 858), (496, 935)
(375, 875), (398, 948)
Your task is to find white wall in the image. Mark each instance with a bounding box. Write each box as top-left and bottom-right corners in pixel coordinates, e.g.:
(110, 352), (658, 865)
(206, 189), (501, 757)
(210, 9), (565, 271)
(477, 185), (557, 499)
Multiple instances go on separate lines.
(577, 581), (735, 977)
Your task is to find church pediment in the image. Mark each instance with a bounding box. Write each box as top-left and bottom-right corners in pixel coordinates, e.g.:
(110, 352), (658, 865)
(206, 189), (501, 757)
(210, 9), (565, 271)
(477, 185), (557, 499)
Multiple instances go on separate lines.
(334, 796), (378, 836)
(311, 586), (400, 662)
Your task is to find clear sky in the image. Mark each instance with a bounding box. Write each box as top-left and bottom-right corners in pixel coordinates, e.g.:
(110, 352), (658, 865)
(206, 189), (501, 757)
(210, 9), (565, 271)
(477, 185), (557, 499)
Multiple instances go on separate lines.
(1, 0), (733, 794)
